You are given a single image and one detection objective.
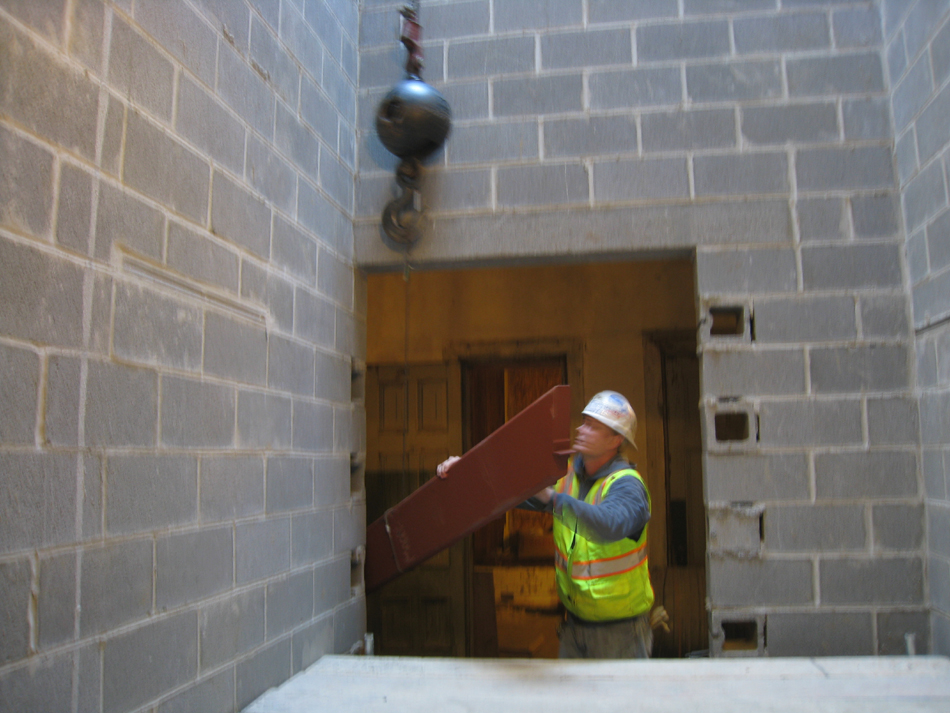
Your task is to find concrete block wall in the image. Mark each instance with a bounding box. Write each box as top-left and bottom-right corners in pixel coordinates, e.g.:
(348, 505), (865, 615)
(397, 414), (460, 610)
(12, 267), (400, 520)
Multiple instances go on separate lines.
(355, 0), (927, 656)
(0, 1), (364, 712)
(884, 0), (950, 655)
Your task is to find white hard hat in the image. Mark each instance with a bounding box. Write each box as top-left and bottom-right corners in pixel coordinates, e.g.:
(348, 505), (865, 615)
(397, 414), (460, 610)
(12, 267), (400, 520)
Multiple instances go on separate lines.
(582, 391), (637, 447)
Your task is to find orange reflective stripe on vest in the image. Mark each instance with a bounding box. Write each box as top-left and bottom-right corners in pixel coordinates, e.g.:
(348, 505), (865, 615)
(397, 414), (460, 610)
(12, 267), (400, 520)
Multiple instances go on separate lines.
(555, 541), (647, 580)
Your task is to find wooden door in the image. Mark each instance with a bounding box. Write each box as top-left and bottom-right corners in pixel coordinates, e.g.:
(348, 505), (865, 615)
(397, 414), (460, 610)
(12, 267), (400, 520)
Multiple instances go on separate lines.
(365, 363), (466, 656)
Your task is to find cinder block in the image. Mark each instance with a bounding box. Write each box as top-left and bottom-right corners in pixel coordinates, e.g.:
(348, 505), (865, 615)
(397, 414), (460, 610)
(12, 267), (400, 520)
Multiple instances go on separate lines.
(156, 670), (234, 713)
(55, 162), (93, 254)
(333, 503), (366, 555)
(250, 16), (298, 106)
(103, 612), (198, 713)
(637, 20), (729, 61)
(235, 517), (291, 584)
(314, 351), (352, 404)
(242, 262), (294, 333)
(266, 570), (314, 638)
(304, 0), (341, 59)
(821, 557), (923, 605)
(337, 307), (364, 360)
(920, 391), (950, 446)
(815, 451), (918, 499)
(704, 453), (808, 502)
(703, 348), (805, 396)
(166, 222), (240, 292)
(292, 509), (334, 568)
(44, 355), (80, 447)
(895, 131), (918, 188)
(913, 270), (950, 329)
(315, 556), (350, 614)
(315, 456), (349, 508)
(161, 375), (235, 449)
(275, 103), (319, 181)
(439, 81), (490, 122)
(200, 456), (264, 522)
(200, 588), (265, 670)
(708, 505), (762, 556)
(79, 539), (152, 636)
(124, 112), (210, 223)
(0, 237), (84, 348)
(767, 613), (873, 656)
(204, 313), (267, 386)
(106, 455), (198, 535)
(446, 120), (538, 166)
(833, 6), (883, 48)
(318, 248), (353, 310)
(82, 455), (102, 540)
(922, 448), (947, 501)
(114, 282), (203, 371)
(493, 75), (583, 117)
(236, 639), (293, 712)
(295, 288), (336, 347)
(237, 391), (293, 449)
(753, 295), (856, 343)
(930, 211), (950, 272)
(95, 182), (165, 260)
(687, 60), (781, 103)
(541, 28), (631, 70)
(0, 343), (38, 445)
(708, 557), (813, 606)
(843, 97), (892, 140)
(545, 115), (638, 159)
(418, 0), (489, 40)
(589, 66), (682, 110)
(334, 599), (365, 654)
(67, 0), (103, 73)
(0, 20), (99, 159)
(320, 151), (354, 213)
(684, 0), (777, 17)
(852, 194), (900, 239)
(100, 95), (124, 178)
(933, 558), (950, 622)
(211, 170), (272, 255)
(0, 453), (76, 554)
(810, 344), (910, 394)
(766, 504), (866, 552)
(268, 335), (315, 396)
(136, 0), (217, 86)
(904, 161), (946, 233)
(267, 457), (314, 513)
(741, 103), (838, 146)
(494, 0), (582, 32)
(427, 168), (492, 212)
(696, 248), (797, 295)
(787, 53), (885, 96)
(156, 527), (233, 610)
(0, 651), (73, 712)
(246, 134), (297, 214)
(0, 557), (31, 664)
(300, 79), (337, 149)
(176, 76), (245, 176)
(759, 399), (863, 447)
(298, 181), (352, 254)
(38, 551), (76, 649)
(797, 197), (846, 242)
(734, 12), (829, 53)
(446, 36), (534, 80)
(907, 230), (930, 284)
(593, 157), (688, 202)
(85, 360), (158, 447)
(337, 402), (365, 452)
(877, 611), (930, 656)
(0, 125), (54, 238)
(695, 153), (788, 197)
(873, 504), (925, 551)
(293, 400), (334, 453)
(218, 44), (274, 138)
(292, 617), (333, 673)
(867, 396), (919, 446)
(321, 55), (357, 128)
(797, 146), (894, 191)
(642, 109), (735, 152)
(496, 164), (589, 207)
(271, 215), (317, 285)
(802, 243), (903, 289)
(279, 3), (321, 82)
(934, 19), (950, 86)
(903, 0), (950, 60)
(108, 17), (174, 121)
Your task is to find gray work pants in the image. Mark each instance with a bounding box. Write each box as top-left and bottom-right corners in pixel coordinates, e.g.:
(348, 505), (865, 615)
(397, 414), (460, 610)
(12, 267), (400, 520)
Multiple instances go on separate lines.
(557, 613), (653, 659)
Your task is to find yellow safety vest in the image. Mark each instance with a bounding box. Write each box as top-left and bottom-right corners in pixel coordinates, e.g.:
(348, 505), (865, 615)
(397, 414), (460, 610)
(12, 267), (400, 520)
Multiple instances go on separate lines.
(552, 458), (654, 622)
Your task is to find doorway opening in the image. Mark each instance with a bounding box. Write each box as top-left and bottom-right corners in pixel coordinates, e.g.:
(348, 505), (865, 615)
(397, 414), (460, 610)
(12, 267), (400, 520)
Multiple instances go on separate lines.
(362, 258), (705, 658)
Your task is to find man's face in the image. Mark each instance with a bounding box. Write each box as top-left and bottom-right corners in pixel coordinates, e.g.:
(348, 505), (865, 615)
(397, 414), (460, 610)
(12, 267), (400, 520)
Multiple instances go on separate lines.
(573, 415), (623, 459)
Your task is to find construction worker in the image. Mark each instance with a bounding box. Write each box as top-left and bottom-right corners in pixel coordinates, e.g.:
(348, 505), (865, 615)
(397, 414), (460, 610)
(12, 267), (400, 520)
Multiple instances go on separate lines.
(437, 390), (654, 659)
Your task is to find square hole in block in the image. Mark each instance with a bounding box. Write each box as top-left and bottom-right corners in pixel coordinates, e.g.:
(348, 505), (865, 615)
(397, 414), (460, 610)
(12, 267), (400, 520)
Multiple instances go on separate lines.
(709, 306), (746, 336)
(350, 453), (365, 495)
(351, 364), (366, 401)
(722, 620), (758, 651)
(715, 412), (749, 441)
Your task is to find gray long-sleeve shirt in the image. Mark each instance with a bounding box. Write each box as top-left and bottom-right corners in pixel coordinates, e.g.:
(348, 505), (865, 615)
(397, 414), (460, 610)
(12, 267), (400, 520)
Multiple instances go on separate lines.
(523, 454), (650, 544)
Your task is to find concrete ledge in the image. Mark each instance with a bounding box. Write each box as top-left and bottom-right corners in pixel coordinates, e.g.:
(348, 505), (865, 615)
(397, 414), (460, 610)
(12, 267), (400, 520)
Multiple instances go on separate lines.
(244, 654), (950, 712)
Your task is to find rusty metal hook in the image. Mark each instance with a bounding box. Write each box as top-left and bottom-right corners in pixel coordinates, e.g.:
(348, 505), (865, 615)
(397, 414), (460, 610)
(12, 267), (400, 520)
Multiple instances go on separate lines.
(382, 158), (423, 246)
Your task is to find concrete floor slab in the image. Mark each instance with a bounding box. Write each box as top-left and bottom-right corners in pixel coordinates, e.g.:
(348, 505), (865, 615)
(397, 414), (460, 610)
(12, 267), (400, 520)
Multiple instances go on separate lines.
(244, 655), (950, 712)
